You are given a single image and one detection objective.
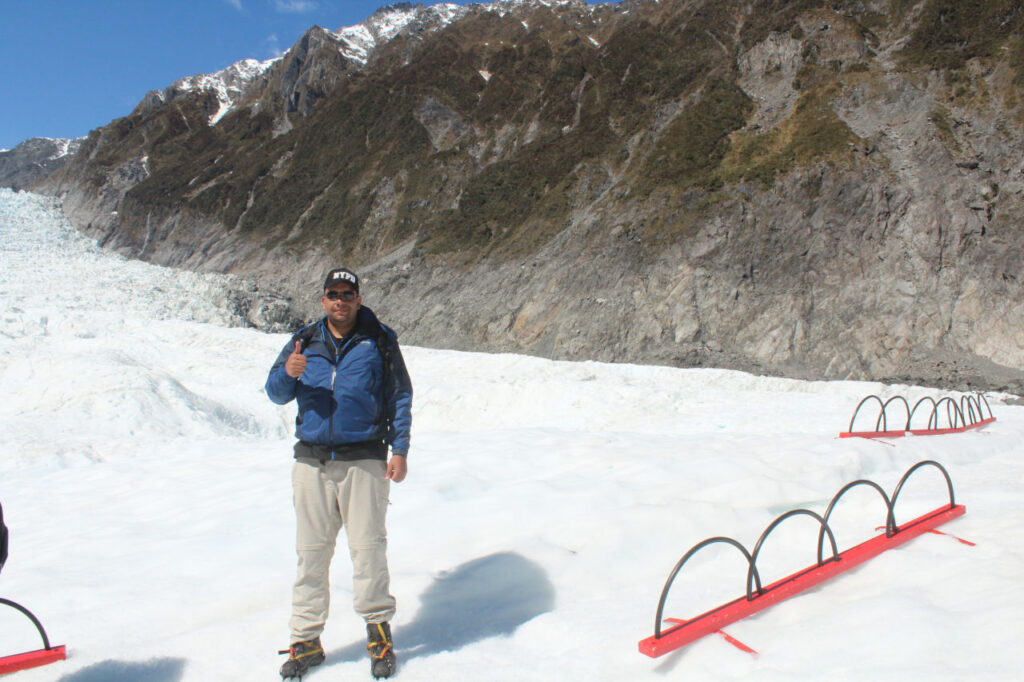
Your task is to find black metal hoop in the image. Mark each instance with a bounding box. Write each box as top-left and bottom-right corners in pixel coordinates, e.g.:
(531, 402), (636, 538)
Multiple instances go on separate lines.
(959, 394), (993, 424)
(746, 509), (839, 600)
(978, 394), (994, 420)
(818, 479), (894, 563)
(889, 460), (957, 532)
(0, 598), (53, 651)
(653, 537), (757, 638)
(932, 397), (965, 430)
(908, 396), (937, 430)
(961, 395), (978, 424)
(848, 395), (885, 433)
(881, 396), (910, 431)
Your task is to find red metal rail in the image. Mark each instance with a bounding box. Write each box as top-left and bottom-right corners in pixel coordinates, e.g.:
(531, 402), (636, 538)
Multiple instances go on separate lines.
(639, 504), (965, 658)
(840, 393), (994, 439)
(0, 597), (66, 674)
(0, 645), (67, 675)
(839, 417), (995, 439)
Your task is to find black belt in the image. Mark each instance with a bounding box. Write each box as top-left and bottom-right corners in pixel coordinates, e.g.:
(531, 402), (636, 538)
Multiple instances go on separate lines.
(293, 439), (387, 463)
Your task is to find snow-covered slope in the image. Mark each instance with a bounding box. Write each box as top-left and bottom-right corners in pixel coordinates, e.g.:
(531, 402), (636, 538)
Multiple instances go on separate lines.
(2, 188), (1023, 680)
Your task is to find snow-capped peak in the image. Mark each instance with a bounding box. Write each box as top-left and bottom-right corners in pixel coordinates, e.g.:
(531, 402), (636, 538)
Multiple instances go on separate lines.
(48, 137), (82, 160)
(330, 2), (469, 65)
(172, 57), (280, 126)
(159, 1), (588, 127)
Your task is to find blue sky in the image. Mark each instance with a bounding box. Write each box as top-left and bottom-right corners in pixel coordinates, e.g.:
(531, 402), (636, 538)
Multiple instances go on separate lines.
(0, 0), (498, 150)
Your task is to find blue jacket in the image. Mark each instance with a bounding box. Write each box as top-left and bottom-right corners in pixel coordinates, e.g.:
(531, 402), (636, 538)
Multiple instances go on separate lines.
(265, 306), (412, 457)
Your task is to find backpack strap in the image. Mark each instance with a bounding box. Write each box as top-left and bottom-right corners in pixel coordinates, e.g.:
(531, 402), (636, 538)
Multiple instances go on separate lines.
(375, 326), (393, 384)
(294, 316), (392, 379)
(294, 322), (320, 351)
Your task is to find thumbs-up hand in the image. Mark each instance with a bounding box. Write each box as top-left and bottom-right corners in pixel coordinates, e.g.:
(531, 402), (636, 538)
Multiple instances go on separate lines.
(285, 340), (307, 378)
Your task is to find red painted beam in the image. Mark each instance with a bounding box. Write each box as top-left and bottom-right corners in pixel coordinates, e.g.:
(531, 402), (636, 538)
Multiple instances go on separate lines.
(639, 504), (966, 658)
(0, 645), (66, 674)
(839, 417), (994, 439)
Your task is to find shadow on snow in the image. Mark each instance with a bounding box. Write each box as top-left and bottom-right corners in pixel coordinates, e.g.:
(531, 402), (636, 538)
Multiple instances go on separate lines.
(56, 657), (186, 682)
(327, 551), (555, 665)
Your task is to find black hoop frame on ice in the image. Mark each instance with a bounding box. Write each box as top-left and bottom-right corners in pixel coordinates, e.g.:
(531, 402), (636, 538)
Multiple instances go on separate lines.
(643, 460), (962, 655)
(842, 392), (994, 438)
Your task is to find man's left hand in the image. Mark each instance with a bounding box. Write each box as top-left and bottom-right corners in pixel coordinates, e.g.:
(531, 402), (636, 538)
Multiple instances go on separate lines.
(387, 455), (408, 482)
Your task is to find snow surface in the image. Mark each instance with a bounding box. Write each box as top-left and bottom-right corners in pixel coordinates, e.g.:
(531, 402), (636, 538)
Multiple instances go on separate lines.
(1, 187), (1023, 680)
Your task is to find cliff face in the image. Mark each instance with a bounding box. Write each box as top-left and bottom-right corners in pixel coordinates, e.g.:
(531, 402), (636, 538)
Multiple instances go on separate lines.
(34, 0), (1024, 392)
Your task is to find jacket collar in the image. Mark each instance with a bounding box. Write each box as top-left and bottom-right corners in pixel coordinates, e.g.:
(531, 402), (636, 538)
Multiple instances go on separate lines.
(313, 306), (382, 353)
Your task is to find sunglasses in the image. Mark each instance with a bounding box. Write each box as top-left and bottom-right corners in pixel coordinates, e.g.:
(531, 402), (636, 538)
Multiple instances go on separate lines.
(324, 290), (357, 301)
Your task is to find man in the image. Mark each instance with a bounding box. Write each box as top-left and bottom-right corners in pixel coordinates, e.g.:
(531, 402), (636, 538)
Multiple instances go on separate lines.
(266, 267), (413, 680)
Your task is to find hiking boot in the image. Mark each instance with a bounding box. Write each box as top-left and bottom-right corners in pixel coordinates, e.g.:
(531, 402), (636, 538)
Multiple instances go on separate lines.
(279, 637), (325, 679)
(366, 622), (396, 679)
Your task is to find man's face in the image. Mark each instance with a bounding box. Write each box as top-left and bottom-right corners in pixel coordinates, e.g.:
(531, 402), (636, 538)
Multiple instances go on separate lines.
(322, 282), (361, 330)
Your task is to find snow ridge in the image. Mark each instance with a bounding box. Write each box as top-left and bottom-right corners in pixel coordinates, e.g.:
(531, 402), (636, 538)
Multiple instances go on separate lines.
(172, 57), (279, 126)
(176, 1), (588, 126)
(330, 2), (469, 64)
(50, 137), (78, 159)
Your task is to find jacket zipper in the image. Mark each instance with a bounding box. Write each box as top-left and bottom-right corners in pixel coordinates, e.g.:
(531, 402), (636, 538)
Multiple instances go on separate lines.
(329, 363), (337, 460)
(323, 322), (367, 461)
(327, 325), (341, 461)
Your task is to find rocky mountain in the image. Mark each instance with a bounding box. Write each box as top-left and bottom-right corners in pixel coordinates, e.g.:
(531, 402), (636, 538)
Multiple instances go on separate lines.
(0, 137), (83, 190)
(30, 0), (1024, 393)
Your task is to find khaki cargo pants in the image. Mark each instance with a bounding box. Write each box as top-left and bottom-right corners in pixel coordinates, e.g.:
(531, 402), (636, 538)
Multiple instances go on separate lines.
(289, 457), (395, 642)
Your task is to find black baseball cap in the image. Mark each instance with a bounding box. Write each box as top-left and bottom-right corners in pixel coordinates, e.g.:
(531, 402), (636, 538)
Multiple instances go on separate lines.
(323, 267), (359, 292)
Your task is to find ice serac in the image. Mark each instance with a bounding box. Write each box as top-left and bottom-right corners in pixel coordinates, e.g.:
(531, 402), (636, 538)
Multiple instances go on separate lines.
(30, 0), (1024, 393)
